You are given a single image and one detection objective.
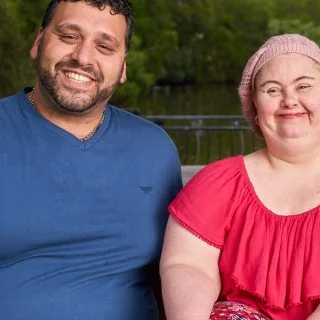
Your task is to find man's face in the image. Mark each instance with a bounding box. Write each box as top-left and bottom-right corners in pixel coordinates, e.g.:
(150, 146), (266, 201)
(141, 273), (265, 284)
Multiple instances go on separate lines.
(30, 1), (127, 113)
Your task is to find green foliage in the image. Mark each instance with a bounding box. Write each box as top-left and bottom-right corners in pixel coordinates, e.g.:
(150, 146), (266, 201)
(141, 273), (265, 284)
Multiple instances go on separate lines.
(2, 0), (320, 101)
(165, 0), (218, 84)
(111, 35), (155, 106)
(211, 0), (276, 82)
(267, 19), (320, 43)
(163, 0), (276, 84)
(0, 0), (47, 97)
(112, 0), (178, 106)
(131, 0), (178, 78)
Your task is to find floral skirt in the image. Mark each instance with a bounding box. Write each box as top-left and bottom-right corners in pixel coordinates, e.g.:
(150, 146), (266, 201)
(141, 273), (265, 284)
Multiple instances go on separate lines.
(209, 301), (271, 320)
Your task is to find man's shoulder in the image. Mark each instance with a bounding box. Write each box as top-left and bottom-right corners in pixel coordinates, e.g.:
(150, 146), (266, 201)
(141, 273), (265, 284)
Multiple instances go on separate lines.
(109, 105), (171, 140)
(109, 105), (156, 126)
(0, 90), (24, 110)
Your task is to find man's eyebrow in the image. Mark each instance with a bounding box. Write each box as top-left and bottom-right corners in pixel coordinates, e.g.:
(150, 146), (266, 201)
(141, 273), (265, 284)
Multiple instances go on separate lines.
(55, 23), (82, 33)
(97, 32), (120, 47)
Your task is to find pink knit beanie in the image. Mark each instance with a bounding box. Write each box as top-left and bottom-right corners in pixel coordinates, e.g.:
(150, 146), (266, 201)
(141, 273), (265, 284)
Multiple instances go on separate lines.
(238, 34), (320, 135)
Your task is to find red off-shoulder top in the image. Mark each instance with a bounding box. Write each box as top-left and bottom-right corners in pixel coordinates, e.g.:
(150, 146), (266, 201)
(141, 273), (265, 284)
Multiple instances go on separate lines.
(169, 155), (320, 320)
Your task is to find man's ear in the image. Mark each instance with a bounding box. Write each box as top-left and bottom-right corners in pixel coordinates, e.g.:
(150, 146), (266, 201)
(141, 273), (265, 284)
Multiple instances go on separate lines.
(119, 62), (127, 84)
(30, 28), (44, 60)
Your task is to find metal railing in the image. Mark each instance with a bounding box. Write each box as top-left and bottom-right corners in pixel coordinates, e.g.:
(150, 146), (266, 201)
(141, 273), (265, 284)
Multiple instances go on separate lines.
(144, 115), (264, 164)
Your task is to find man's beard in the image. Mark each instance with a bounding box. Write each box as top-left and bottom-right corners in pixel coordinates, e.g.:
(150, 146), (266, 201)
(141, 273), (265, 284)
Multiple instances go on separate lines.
(36, 46), (124, 114)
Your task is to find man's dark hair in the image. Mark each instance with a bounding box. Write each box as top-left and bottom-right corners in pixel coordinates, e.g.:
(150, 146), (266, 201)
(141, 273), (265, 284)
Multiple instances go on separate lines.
(41, 0), (134, 51)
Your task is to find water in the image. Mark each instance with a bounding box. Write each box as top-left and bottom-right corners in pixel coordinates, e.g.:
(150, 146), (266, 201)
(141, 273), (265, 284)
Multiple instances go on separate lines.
(134, 84), (242, 116)
(129, 85), (263, 165)
(130, 85), (262, 164)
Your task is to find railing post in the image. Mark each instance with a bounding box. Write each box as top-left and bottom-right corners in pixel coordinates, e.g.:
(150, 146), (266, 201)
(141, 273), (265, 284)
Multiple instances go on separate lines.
(143, 114), (261, 164)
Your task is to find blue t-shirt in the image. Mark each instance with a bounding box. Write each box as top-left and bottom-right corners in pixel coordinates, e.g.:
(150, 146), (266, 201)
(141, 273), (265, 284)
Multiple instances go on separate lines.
(0, 89), (182, 320)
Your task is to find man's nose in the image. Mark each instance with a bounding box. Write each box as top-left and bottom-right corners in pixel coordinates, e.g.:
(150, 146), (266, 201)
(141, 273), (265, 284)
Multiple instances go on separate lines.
(71, 41), (95, 66)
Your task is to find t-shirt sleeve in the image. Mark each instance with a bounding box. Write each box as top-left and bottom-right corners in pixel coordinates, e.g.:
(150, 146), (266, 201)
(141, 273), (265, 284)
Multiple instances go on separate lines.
(169, 156), (243, 248)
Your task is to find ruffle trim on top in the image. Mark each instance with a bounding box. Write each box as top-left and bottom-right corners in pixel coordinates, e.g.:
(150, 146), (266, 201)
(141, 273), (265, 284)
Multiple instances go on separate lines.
(217, 195), (320, 311)
(177, 204), (320, 312)
(171, 213), (223, 249)
(220, 268), (320, 311)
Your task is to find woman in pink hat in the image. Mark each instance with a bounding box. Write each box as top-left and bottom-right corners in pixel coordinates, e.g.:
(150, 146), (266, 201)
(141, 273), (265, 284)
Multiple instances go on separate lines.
(160, 34), (320, 320)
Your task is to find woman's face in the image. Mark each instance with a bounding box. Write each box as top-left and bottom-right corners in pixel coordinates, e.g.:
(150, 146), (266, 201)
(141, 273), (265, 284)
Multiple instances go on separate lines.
(253, 53), (320, 141)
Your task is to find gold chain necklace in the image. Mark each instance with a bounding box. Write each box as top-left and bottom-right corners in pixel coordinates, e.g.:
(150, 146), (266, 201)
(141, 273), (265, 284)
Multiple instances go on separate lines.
(27, 88), (105, 142)
(80, 111), (105, 141)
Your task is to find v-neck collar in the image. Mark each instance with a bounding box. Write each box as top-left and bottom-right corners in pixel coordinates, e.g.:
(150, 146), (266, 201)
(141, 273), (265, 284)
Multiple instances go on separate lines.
(20, 88), (111, 150)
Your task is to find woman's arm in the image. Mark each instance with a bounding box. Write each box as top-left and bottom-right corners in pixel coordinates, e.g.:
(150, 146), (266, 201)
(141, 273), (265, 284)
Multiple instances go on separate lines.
(307, 305), (320, 320)
(160, 216), (221, 320)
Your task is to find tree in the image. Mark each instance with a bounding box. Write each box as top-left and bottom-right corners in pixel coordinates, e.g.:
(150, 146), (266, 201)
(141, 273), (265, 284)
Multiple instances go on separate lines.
(163, 0), (277, 85)
(0, 0), (46, 97)
(112, 0), (178, 105)
(267, 19), (320, 44)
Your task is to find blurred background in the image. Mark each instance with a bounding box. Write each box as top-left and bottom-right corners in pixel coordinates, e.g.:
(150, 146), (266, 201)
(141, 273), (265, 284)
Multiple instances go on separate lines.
(2, 0), (320, 164)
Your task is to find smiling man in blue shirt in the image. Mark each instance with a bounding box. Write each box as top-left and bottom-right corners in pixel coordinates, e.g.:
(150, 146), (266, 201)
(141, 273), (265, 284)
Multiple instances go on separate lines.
(0, 1), (182, 319)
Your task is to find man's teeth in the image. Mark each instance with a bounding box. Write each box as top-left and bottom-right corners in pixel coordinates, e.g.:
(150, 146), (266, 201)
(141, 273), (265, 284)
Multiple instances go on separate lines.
(65, 72), (91, 83)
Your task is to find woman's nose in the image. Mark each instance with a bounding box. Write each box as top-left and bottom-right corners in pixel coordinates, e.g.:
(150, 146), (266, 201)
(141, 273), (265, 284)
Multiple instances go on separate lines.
(280, 88), (299, 108)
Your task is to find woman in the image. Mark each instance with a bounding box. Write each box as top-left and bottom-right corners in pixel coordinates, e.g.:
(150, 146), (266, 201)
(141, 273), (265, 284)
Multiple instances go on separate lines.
(160, 34), (320, 320)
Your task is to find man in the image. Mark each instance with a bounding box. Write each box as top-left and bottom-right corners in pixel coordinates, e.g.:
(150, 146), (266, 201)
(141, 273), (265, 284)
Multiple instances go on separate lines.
(0, 1), (182, 319)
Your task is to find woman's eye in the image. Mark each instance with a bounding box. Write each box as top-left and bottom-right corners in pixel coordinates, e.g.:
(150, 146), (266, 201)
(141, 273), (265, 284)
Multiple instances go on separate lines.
(297, 84), (311, 90)
(266, 87), (281, 96)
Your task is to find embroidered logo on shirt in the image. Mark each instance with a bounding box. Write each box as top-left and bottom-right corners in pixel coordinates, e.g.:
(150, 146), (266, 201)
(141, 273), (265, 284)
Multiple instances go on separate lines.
(139, 185), (152, 194)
